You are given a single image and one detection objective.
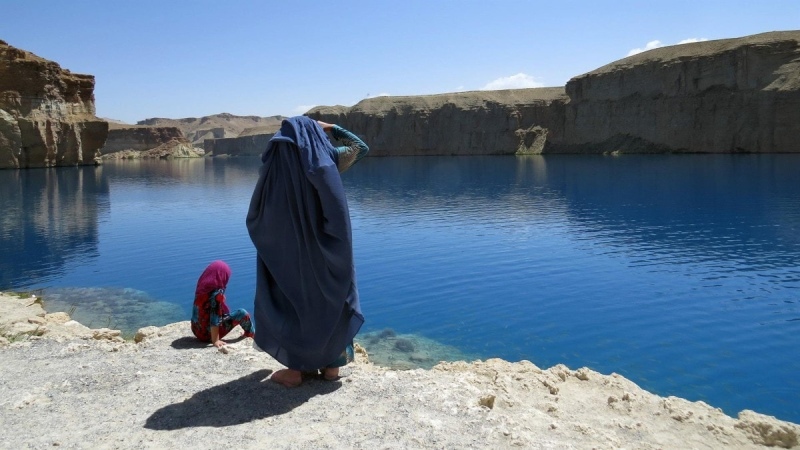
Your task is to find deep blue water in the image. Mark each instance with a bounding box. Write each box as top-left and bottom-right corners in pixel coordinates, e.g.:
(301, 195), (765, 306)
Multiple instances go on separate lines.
(1, 155), (799, 424)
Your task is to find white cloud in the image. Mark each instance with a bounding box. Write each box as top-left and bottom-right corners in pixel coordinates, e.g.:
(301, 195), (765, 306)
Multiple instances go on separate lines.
(481, 73), (544, 90)
(366, 92), (391, 98)
(627, 40), (663, 56)
(627, 37), (710, 56)
(677, 37), (708, 44)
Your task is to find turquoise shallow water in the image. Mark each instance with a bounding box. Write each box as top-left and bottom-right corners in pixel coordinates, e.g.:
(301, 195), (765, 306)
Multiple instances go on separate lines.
(1, 155), (799, 423)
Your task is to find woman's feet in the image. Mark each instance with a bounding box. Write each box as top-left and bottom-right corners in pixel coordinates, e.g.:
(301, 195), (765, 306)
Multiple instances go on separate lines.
(270, 367), (341, 387)
(270, 369), (302, 387)
(322, 367), (339, 381)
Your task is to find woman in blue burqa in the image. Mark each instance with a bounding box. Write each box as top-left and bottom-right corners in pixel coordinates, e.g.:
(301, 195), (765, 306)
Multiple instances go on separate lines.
(246, 115), (369, 387)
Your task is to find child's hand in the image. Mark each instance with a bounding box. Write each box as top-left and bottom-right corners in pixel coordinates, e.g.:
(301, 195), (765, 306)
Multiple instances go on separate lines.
(213, 340), (225, 349)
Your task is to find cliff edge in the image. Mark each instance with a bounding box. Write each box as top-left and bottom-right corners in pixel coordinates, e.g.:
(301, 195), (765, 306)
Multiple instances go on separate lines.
(309, 88), (567, 156)
(561, 30), (800, 153)
(310, 30), (800, 155)
(100, 124), (203, 159)
(2, 292), (799, 449)
(0, 40), (108, 169)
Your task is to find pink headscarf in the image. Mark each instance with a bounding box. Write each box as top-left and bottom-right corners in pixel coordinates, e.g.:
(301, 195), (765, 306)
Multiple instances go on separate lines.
(195, 260), (231, 298)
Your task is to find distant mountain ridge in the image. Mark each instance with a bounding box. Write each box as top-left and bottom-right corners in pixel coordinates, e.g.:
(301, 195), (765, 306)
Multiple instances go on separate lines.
(136, 113), (284, 145)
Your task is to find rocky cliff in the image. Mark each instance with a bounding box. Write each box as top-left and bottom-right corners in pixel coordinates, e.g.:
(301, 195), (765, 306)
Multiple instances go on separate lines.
(559, 30), (800, 153)
(309, 30), (800, 155)
(204, 133), (274, 157)
(138, 113), (284, 146)
(99, 124), (202, 159)
(308, 88), (567, 156)
(102, 125), (186, 154)
(0, 40), (108, 169)
(202, 121), (281, 157)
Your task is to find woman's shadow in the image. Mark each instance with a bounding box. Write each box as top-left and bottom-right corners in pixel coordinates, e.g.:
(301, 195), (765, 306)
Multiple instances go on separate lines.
(144, 369), (341, 430)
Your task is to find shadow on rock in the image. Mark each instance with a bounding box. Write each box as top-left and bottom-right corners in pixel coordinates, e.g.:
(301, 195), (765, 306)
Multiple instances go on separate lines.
(144, 369), (341, 429)
(170, 335), (249, 350)
(169, 336), (208, 350)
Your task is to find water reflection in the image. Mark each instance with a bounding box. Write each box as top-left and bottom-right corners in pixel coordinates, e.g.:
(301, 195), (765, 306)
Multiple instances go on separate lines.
(100, 157), (261, 187)
(1, 155), (799, 422)
(346, 154), (800, 272)
(0, 166), (109, 288)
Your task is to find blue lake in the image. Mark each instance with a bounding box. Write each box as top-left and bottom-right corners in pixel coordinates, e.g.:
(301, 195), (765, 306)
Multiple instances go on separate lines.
(1, 155), (799, 423)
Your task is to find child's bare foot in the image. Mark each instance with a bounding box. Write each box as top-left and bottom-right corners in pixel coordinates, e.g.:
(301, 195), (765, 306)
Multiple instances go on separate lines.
(271, 369), (302, 387)
(323, 367), (339, 381)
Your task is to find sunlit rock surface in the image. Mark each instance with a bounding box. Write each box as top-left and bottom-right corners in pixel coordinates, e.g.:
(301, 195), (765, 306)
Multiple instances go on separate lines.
(100, 124), (202, 159)
(0, 40), (108, 169)
(1, 291), (798, 448)
(560, 30), (800, 153)
(309, 30), (800, 155)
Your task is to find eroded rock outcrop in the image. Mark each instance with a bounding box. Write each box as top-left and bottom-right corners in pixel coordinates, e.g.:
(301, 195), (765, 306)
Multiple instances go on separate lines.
(100, 124), (203, 159)
(559, 30), (800, 153)
(309, 30), (800, 155)
(201, 122), (282, 157)
(138, 113), (283, 146)
(0, 40), (108, 169)
(308, 88), (567, 156)
(203, 133), (275, 157)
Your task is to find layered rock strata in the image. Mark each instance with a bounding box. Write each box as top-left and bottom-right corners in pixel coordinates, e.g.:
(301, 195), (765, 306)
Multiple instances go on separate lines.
(100, 125), (203, 159)
(309, 30), (800, 155)
(138, 113), (283, 146)
(308, 88), (567, 156)
(0, 40), (108, 169)
(203, 133), (274, 157)
(101, 125), (186, 154)
(560, 30), (800, 153)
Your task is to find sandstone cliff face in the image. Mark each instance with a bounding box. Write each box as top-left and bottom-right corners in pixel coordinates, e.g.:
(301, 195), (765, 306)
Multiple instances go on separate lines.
(204, 133), (274, 157)
(101, 125), (187, 153)
(0, 40), (108, 169)
(309, 88), (567, 156)
(202, 122), (281, 157)
(100, 124), (204, 159)
(309, 30), (799, 155)
(560, 30), (800, 153)
(138, 113), (284, 146)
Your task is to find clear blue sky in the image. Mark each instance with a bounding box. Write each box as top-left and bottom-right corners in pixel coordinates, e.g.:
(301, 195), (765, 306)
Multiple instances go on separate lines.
(3, 0), (798, 123)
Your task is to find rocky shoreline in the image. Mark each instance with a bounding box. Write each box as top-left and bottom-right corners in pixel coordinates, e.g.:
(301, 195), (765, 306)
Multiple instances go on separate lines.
(2, 291), (798, 449)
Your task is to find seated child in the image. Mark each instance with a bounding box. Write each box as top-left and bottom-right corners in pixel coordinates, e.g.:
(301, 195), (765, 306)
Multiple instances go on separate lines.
(191, 260), (255, 348)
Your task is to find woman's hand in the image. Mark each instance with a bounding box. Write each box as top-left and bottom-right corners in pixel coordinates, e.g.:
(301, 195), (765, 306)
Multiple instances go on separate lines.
(317, 120), (335, 131)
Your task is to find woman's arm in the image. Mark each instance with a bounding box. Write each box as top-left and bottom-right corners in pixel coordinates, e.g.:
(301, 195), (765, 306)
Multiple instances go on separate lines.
(209, 291), (225, 348)
(317, 120), (369, 173)
(210, 326), (224, 348)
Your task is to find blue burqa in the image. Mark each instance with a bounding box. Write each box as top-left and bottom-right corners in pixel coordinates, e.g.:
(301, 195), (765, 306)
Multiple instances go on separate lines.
(246, 116), (364, 371)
